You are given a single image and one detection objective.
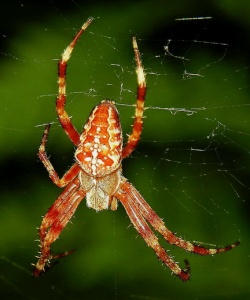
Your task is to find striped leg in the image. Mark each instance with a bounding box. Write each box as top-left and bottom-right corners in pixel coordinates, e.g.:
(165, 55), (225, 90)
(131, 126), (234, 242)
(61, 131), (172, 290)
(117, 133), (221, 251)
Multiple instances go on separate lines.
(122, 37), (147, 158)
(122, 180), (240, 255)
(33, 178), (85, 277)
(56, 17), (93, 145)
(116, 178), (240, 280)
(116, 188), (190, 281)
(38, 124), (81, 187)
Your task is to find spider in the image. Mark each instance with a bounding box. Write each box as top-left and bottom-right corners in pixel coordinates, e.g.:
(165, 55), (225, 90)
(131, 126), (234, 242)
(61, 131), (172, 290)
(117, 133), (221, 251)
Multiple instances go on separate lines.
(33, 17), (239, 280)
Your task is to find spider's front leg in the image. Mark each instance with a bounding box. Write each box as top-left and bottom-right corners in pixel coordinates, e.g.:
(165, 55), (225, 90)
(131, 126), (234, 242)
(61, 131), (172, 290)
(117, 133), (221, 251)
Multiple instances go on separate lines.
(33, 177), (85, 277)
(117, 178), (239, 281)
(123, 181), (240, 256)
(116, 185), (190, 281)
(34, 124), (84, 277)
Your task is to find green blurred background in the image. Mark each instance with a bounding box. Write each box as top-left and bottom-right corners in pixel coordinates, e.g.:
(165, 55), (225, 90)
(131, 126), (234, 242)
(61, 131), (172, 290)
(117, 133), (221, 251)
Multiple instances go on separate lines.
(0, 0), (249, 299)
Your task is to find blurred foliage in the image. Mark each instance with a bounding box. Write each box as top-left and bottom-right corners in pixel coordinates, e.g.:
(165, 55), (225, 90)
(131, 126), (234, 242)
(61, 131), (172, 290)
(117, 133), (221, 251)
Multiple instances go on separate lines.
(0, 0), (250, 299)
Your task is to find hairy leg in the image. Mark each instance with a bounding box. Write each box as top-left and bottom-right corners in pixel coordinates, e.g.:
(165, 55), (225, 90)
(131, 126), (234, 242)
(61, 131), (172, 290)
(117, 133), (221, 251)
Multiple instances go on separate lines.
(33, 178), (85, 277)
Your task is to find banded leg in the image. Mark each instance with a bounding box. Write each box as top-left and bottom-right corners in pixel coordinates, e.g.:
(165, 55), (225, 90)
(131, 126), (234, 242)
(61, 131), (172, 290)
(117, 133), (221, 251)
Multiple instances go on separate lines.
(38, 124), (81, 187)
(116, 178), (240, 280)
(38, 178), (81, 243)
(122, 37), (147, 158)
(33, 178), (85, 277)
(56, 17), (93, 145)
(117, 189), (190, 281)
(121, 179), (240, 255)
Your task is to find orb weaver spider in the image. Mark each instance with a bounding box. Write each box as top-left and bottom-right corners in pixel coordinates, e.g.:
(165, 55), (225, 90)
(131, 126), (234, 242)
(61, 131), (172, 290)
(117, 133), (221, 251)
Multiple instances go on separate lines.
(33, 17), (239, 280)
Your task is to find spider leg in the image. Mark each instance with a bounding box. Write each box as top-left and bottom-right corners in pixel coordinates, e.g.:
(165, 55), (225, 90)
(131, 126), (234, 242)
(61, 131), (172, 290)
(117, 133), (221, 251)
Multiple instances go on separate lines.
(122, 37), (146, 158)
(116, 188), (190, 281)
(121, 179), (240, 255)
(56, 17), (93, 145)
(33, 177), (85, 277)
(38, 177), (80, 242)
(38, 124), (81, 187)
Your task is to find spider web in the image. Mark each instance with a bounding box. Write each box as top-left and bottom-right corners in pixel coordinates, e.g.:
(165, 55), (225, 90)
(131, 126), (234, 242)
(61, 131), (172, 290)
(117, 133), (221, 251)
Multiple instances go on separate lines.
(0, 1), (249, 299)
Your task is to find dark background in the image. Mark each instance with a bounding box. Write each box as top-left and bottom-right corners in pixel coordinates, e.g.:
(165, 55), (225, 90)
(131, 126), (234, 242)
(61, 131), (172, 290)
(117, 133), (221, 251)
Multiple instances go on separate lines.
(0, 0), (249, 299)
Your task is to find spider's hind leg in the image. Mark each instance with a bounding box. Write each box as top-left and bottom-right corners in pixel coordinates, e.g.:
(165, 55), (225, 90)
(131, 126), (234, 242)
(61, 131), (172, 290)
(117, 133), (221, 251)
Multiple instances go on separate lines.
(122, 37), (147, 159)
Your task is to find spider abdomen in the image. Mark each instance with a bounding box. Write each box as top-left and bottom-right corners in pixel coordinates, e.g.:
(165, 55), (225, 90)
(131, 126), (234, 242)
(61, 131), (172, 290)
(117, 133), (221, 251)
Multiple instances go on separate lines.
(75, 100), (123, 177)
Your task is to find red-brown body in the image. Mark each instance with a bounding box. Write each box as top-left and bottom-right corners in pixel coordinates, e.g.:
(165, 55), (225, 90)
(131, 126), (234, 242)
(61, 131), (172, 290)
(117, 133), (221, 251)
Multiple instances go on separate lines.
(33, 17), (239, 280)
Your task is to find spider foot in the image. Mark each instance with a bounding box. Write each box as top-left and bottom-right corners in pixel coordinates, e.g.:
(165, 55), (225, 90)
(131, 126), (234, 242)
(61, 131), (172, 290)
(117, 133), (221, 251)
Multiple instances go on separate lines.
(184, 259), (191, 274)
(179, 259), (191, 281)
(51, 248), (76, 260)
(33, 249), (76, 277)
(177, 262), (191, 282)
